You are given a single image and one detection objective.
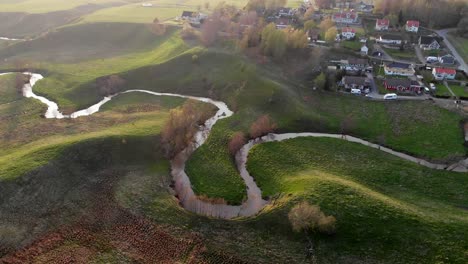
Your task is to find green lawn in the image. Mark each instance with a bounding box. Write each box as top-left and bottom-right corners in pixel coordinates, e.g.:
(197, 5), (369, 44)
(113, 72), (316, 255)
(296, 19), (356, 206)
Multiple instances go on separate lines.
(384, 47), (418, 61)
(247, 137), (468, 263)
(448, 32), (468, 63)
(449, 84), (468, 98)
(0, 0), (124, 13)
(339, 40), (362, 51)
(435, 83), (452, 97)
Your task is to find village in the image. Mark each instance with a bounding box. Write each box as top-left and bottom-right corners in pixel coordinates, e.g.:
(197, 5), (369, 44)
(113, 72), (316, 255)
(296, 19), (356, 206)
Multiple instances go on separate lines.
(176, 0), (468, 102)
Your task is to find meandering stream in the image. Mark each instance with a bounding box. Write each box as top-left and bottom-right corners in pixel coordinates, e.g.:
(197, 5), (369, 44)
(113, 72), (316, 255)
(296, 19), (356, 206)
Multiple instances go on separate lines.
(2, 72), (467, 219)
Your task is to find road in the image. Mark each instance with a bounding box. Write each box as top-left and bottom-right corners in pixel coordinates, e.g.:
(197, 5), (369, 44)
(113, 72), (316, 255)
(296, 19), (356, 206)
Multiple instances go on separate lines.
(414, 46), (426, 64)
(373, 44), (419, 65)
(436, 28), (468, 74)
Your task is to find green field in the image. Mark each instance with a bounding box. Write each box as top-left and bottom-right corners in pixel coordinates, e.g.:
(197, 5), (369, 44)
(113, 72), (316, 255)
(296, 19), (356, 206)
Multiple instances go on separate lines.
(383, 47), (418, 61)
(448, 32), (468, 63)
(449, 84), (468, 98)
(0, 3), (467, 262)
(0, 0), (123, 13)
(247, 137), (468, 263)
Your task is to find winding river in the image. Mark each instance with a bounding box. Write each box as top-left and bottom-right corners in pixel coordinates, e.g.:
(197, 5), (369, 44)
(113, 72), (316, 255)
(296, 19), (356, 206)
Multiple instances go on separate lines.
(2, 72), (468, 219)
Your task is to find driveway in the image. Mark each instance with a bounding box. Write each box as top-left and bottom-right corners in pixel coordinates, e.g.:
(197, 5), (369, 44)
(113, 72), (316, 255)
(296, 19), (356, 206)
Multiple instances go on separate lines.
(414, 46), (426, 64)
(436, 28), (468, 74)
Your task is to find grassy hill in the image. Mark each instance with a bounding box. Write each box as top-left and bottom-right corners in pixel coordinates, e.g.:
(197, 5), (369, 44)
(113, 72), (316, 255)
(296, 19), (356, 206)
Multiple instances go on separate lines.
(247, 137), (468, 263)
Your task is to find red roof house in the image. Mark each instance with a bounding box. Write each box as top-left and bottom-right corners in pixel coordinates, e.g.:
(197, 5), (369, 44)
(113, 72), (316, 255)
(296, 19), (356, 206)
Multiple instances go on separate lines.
(432, 67), (456, 80)
(406, 20), (420, 32)
(375, 19), (389, 31)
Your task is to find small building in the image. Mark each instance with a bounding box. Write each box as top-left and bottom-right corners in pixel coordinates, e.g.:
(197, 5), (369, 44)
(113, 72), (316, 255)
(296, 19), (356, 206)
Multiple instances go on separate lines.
(419, 36), (440, 50)
(341, 58), (369, 71)
(360, 45), (369, 55)
(342, 76), (370, 90)
(384, 78), (422, 93)
(180, 11), (206, 25)
(332, 11), (358, 24)
(384, 62), (415, 76)
(375, 19), (389, 31)
(439, 55), (455, 65)
(377, 34), (402, 45)
(405, 20), (419, 33)
(277, 7), (295, 17)
(307, 29), (320, 42)
(432, 67), (456, 80)
(341, 27), (356, 40)
(275, 17), (291, 29)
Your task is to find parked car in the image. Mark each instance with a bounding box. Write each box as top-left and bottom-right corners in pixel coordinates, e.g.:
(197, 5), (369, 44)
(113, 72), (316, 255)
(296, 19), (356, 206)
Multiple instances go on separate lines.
(430, 83), (436, 90)
(384, 93), (398, 100)
(351, 88), (362, 95)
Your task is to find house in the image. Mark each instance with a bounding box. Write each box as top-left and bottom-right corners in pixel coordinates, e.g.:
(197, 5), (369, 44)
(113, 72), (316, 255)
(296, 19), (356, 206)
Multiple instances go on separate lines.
(376, 34), (402, 45)
(384, 78), (422, 93)
(357, 1), (374, 12)
(432, 67), (456, 80)
(405, 20), (419, 33)
(341, 58), (369, 71)
(439, 55), (455, 65)
(342, 76), (370, 91)
(332, 11), (358, 24)
(275, 17), (291, 29)
(180, 11), (206, 24)
(341, 27), (356, 40)
(307, 29), (319, 42)
(419, 36), (440, 50)
(384, 62), (415, 76)
(277, 7), (295, 17)
(375, 19), (389, 31)
(361, 45), (369, 55)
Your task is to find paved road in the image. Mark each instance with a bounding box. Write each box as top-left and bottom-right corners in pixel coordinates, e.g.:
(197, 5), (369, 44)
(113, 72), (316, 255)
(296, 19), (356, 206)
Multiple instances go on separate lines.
(436, 28), (468, 74)
(414, 46), (426, 64)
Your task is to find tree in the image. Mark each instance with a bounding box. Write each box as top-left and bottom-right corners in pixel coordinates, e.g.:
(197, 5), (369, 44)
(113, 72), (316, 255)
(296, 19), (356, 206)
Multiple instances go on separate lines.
(149, 17), (166, 35)
(228, 132), (247, 156)
(457, 17), (468, 38)
(315, 0), (334, 9)
(181, 22), (198, 39)
(304, 20), (317, 31)
(340, 114), (356, 134)
(265, 0), (287, 10)
(249, 114), (277, 138)
(204, 1), (210, 10)
(314, 72), (326, 89)
(319, 18), (334, 34)
(303, 7), (316, 21)
(324, 26), (337, 43)
(384, 14), (398, 28)
(246, 0), (266, 11)
(200, 17), (221, 46)
(15, 73), (27, 95)
(398, 10), (404, 25)
(161, 100), (213, 158)
(97, 75), (126, 96)
(261, 23), (287, 59)
(286, 28), (308, 49)
(288, 201), (336, 260)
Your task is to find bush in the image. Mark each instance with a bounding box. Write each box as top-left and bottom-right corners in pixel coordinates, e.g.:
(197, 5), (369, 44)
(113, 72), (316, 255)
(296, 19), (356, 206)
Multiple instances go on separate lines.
(228, 132), (247, 156)
(249, 114), (277, 138)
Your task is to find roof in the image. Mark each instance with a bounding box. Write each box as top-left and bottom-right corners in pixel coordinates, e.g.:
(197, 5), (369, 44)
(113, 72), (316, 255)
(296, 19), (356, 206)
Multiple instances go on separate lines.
(406, 20), (420, 27)
(381, 34), (402, 40)
(343, 76), (369, 85)
(278, 7), (291, 13)
(181, 11), (194, 17)
(434, 68), (456, 74)
(348, 58), (368, 65)
(439, 55), (455, 64)
(276, 17), (291, 26)
(361, 45), (368, 50)
(386, 62), (412, 69)
(333, 11), (357, 20)
(376, 19), (389, 26)
(419, 36), (439, 45)
(342, 27), (356, 33)
(385, 78), (411, 87)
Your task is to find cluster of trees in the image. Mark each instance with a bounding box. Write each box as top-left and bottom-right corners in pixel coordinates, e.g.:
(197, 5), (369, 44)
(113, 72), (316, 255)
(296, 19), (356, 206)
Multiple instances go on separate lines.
(259, 24), (308, 59)
(161, 100), (213, 158)
(149, 18), (166, 35)
(245, 0), (288, 11)
(374, 0), (467, 28)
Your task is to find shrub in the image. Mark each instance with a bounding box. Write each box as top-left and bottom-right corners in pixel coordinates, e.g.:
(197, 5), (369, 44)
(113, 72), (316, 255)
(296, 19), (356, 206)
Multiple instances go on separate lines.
(249, 114), (277, 138)
(228, 132), (247, 156)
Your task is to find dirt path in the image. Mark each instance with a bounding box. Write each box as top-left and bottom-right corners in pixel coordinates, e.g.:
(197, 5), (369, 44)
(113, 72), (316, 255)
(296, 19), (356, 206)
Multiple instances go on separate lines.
(4, 72), (467, 219)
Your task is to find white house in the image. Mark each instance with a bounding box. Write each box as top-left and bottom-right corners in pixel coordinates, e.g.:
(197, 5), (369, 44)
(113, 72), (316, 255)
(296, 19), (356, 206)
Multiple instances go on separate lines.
(375, 19), (389, 31)
(405, 20), (419, 33)
(341, 27), (356, 40)
(384, 62), (415, 76)
(432, 67), (456, 80)
(277, 7), (295, 17)
(376, 34), (402, 45)
(361, 45), (369, 55)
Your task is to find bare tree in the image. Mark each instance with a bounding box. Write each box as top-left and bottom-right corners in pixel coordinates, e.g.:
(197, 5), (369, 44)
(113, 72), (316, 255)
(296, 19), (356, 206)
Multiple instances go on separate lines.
(200, 17), (221, 46)
(249, 114), (277, 138)
(161, 100), (213, 158)
(97, 75), (126, 96)
(340, 114), (356, 134)
(228, 132), (247, 156)
(149, 17), (167, 35)
(15, 73), (27, 95)
(288, 201), (336, 261)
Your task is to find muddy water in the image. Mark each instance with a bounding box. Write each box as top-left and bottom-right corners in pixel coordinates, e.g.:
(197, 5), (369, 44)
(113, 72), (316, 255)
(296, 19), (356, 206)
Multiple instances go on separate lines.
(4, 73), (466, 219)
